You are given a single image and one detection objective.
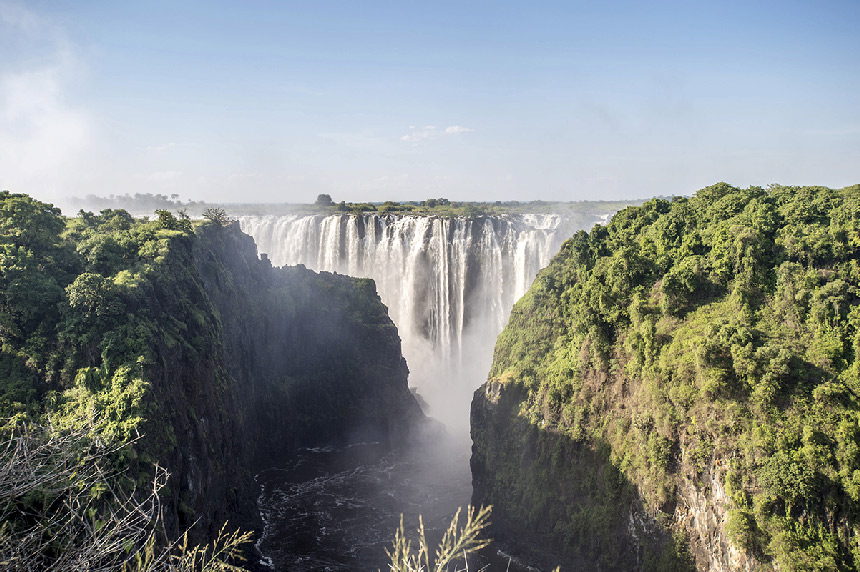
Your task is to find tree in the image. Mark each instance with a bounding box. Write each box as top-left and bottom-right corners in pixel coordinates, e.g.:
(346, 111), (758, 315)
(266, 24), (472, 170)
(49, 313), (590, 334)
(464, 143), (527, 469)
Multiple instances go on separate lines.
(314, 194), (335, 207)
(202, 208), (229, 226)
(0, 191), (65, 252)
(0, 192), (70, 356)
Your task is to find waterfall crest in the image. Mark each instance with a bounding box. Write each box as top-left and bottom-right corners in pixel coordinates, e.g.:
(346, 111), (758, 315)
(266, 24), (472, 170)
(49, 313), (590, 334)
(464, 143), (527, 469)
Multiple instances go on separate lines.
(239, 212), (593, 431)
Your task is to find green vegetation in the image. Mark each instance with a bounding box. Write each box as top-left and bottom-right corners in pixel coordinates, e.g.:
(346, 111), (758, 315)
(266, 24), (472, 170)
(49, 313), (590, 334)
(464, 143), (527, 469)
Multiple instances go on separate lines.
(302, 196), (642, 218)
(70, 192), (642, 218)
(477, 183), (860, 570)
(69, 193), (207, 214)
(0, 191), (247, 565)
(0, 194), (211, 446)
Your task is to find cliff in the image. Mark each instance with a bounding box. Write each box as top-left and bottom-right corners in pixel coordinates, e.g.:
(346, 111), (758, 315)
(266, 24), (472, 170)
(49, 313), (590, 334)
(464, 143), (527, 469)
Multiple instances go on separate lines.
(472, 183), (860, 571)
(0, 194), (424, 550)
(155, 219), (425, 540)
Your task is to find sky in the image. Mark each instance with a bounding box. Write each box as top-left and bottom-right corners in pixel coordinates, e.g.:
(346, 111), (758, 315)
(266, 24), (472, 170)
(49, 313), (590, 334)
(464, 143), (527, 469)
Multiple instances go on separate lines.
(1, 0), (858, 208)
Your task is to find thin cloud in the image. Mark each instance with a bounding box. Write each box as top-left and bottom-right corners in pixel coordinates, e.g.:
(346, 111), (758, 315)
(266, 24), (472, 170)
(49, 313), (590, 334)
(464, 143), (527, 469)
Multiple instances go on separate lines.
(0, 63), (91, 195)
(444, 125), (474, 135)
(400, 125), (474, 143)
(400, 125), (437, 143)
(0, 1), (91, 199)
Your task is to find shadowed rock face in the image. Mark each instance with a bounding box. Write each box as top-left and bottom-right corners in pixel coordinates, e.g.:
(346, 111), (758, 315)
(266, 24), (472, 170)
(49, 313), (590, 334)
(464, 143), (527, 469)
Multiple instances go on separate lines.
(471, 380), (678, 572)
(195, 222), (423, 457)
(471, 380), (756, 572)
(145, 222), (427, 543)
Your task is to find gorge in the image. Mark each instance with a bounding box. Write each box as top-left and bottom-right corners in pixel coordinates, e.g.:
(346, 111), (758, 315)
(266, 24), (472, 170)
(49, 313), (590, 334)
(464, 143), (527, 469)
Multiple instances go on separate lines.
(0, 195), (428, 570)
(6, 185), (860, 572)
(237, 211), (606, 432)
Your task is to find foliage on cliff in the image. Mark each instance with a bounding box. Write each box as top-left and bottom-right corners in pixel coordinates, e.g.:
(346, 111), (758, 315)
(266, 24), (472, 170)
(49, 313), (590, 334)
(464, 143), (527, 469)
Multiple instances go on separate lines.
(0, 193), (200, 440)
(480, 183), (860, 570)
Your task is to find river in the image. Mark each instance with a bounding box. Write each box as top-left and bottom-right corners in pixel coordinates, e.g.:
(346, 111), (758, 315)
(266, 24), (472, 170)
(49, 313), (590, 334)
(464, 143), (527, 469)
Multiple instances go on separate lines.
(254, 436), (540, 571)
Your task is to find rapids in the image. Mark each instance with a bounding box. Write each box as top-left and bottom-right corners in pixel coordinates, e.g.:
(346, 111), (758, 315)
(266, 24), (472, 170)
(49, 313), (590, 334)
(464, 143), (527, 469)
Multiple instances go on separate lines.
(254, 438), (540, 572)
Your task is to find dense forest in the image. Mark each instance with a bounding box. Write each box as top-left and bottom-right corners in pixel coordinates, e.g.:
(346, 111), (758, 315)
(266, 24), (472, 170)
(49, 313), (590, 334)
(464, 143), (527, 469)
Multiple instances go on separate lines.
(473, 183), (860, 571)
(12, 183), (860, 570)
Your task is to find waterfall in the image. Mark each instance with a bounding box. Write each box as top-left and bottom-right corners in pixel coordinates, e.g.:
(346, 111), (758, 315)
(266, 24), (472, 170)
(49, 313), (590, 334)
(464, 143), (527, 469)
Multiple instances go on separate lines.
(238, 212), (595, 432)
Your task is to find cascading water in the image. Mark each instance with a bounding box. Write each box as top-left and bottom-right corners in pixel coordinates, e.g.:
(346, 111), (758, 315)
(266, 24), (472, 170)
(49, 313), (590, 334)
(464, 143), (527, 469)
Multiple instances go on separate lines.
(239, 212), (598, 433)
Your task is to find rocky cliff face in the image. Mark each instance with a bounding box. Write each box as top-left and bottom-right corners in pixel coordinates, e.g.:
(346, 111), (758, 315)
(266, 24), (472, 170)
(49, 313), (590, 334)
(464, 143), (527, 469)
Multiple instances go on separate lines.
(195, 222), (422, 453)
(471, 380), (686, 571)
(471, 184), (860, 571)
(674, 471), (753, 572)
(472, 377), (760, 571)
(155, 221), (425, 540)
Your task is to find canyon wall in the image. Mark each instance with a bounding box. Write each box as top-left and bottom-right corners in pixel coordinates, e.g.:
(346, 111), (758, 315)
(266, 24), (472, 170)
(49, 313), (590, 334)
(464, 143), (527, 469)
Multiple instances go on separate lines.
(472, 184), (860, 571)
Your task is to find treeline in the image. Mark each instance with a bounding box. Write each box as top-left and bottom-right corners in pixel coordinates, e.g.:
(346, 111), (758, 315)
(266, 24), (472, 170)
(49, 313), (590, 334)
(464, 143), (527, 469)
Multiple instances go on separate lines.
(483, 182), (860, 570)
(318, 195), (641, 217)
(69, 193), (211, 214)
(70, 192), (642, 218)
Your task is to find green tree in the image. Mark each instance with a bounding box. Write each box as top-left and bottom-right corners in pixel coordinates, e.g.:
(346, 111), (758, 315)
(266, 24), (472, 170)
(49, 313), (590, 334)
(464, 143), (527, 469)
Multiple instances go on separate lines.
(480, 183), (860, 570)
(202, 207), (229, 226)
(314, 194), (335, 207)
(0, 192), (72, 367)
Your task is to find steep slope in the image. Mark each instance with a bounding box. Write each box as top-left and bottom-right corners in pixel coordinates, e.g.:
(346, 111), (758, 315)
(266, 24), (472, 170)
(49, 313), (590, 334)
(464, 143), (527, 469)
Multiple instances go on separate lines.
(472, 184), (860, 571)
(0, 193), (424, 549)
(194, 220), (423, 463)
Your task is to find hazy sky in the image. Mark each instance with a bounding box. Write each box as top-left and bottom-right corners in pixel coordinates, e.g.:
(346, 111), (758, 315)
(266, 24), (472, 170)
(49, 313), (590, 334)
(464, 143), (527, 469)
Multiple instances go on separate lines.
(1, 0), (858, 207)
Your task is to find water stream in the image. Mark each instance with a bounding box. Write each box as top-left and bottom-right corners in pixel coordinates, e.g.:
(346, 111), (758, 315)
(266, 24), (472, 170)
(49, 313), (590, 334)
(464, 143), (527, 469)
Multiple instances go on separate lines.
(254, 438), (541, 572)
(255, 439), (470, 571)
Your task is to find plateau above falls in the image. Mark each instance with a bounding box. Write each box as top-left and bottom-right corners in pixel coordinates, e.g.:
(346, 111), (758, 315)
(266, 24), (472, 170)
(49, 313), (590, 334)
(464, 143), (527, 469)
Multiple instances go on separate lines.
(239, 212), (605, 430)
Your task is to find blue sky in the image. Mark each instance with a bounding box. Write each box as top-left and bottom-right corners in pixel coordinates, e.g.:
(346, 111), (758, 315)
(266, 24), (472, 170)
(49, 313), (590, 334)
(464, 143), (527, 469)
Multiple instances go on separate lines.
(1, 0), (858, 207)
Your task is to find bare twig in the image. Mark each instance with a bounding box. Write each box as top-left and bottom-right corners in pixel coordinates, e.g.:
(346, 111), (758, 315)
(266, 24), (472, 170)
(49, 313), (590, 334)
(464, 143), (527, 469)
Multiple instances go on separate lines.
(0, 418), (251, 572)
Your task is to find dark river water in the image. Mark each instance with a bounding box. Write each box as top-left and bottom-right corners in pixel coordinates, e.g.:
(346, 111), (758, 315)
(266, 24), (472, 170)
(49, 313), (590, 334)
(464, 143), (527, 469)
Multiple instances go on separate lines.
(254, 437), (541, 571)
